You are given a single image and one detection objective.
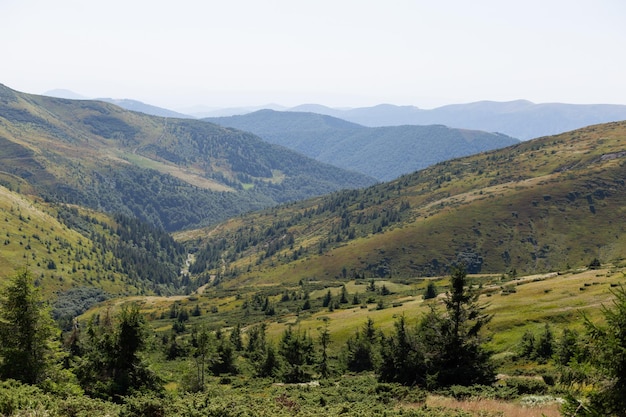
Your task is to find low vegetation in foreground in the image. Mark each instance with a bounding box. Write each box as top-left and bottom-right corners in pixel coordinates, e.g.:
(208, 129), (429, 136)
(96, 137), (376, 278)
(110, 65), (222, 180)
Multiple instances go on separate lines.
(1, 262), (625, 416)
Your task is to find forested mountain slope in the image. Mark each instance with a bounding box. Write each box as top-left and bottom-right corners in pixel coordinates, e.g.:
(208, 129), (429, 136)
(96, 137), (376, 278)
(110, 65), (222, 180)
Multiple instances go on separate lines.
(181, 120), (626, 286)
(0, 184), (193, 329)
(205, 110), (519, 181)
(0, 84), (375, 231)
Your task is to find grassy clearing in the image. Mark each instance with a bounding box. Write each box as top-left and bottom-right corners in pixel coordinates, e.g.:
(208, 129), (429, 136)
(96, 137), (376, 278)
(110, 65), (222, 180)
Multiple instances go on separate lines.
(84, 264), (626, 364)
(426, 394), (562, 417)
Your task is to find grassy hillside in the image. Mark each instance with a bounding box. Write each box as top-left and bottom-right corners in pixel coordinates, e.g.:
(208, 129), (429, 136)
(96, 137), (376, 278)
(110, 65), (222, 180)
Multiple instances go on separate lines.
(205, 110), (519, 181)
(180, 121), (626, 287)
(0, 84), (374, 231)
(0, 183), (194, 329)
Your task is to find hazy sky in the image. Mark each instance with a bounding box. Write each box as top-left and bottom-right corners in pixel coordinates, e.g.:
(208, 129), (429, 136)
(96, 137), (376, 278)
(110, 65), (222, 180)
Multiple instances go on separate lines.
(2, 0), (625, 110)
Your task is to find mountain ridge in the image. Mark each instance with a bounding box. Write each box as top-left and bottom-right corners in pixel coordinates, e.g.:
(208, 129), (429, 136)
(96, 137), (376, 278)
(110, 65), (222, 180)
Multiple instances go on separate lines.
(205, 110), (519, 181)
(0, 84), (375, 231)
(181, 120), (626, 287)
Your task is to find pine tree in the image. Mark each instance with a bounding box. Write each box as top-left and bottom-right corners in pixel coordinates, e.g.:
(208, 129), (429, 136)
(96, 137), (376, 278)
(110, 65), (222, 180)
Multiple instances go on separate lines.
(535, 324), (554, 361)
(74, 304), (161, 398)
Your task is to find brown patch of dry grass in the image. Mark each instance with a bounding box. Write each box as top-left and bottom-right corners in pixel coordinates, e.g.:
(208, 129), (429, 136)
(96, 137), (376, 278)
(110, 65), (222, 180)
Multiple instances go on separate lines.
(426, 395), (562, 417)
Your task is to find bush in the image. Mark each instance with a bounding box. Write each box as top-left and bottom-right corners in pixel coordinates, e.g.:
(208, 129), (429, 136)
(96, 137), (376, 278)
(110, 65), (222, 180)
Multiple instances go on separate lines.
(504, 377), (548, 395)
(120, 393), (167, 417)
(0, 380), (50, 416)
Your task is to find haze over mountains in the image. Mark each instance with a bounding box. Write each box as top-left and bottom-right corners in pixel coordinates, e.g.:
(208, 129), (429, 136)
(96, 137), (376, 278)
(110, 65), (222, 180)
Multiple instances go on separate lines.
(44, 88), (626, 141)
(294, 101), (626, 140)
(205, 110), (518, 181)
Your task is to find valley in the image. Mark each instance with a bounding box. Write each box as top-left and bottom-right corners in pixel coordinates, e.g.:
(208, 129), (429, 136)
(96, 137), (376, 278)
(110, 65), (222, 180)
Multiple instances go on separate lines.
(1, 85), (626, 415)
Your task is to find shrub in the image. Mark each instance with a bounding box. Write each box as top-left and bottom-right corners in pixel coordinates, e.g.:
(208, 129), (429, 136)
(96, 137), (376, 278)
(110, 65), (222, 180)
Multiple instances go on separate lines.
(504, 377), (548, 395)
(120, 393), (167, 417)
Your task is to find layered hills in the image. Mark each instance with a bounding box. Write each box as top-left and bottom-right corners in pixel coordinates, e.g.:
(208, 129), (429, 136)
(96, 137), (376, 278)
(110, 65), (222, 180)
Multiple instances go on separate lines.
(205, 110), (519, 181)
(181, 120), (626, 287)
(288, 101), (626, 140)
(0, 84), (374, 232)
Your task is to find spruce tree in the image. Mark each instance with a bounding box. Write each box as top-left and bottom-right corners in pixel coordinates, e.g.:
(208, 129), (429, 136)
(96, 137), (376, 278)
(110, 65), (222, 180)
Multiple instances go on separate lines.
(435, 266), (495, 386)
(577, 286), (626, 416)
(378, 266), (494, 388)
(0, 269), (56, 385)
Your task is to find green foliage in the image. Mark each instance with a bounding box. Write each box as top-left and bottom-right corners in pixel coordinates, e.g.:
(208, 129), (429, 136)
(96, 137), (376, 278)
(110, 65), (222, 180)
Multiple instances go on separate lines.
(344, 318), (379, 373)
(379, 267), (495, 388)
(535, 324), (555, 361)
(502, 377), (548, 396)
(519, 330), (536, 358)
(555, 328), (580, 366)
(423, 281), (438, 300)
(185, 324), (214, 392)
(588, 257), (602, 269)
(53, 287), (108, 330)
(441, 384), (517, 401)
(576, 285), (626, 416)
(73, 305), (161, 400)
(0, 269), (57, 385)
(279, 327), (315, 383)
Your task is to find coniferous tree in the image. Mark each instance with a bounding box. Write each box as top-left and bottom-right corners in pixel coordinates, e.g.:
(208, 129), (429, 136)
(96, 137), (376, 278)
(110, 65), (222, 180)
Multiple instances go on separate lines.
(378, 315), (425, 385)
(279, 327), (315, 383)
(189, 324), (214, 392)
(535, 324), (554, 361)
(555, 328), (580, 366)
(345, 318), (379, 372)
(435, 266), (495, 386)
(0, 269), (56, 385)
(378, 266), (494, 388)
(339, 285), (349, 304)
(519, 330), (536, 359)
(423, 282), (438, 300)
(230, 323), (243, 351)
(318, 321), (331, 378)
(75, 304), (161, 399)
(322, 290), (332, 308)
(571, 286), (626, 416)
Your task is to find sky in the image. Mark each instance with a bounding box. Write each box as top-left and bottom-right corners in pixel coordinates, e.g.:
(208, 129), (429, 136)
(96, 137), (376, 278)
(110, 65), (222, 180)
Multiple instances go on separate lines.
(2, 0), (625, 110)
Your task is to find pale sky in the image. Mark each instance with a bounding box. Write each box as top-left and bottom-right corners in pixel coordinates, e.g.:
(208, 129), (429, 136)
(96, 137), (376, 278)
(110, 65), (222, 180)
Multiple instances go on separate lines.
(2, 0), (625, 110)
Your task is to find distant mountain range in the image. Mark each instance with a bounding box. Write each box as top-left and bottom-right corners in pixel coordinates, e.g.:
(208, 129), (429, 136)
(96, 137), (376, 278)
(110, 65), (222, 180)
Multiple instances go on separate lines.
(205, 110), (519, 181)
(43, 89), (626, 140)
(97, 98), (194, 119)
(285, 101), (626, 140)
